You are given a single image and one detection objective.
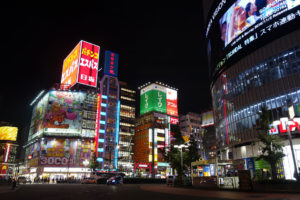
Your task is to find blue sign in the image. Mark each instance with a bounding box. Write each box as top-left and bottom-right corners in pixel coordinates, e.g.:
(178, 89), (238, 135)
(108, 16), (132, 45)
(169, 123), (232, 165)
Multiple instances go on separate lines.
(104, 50), (119, 77)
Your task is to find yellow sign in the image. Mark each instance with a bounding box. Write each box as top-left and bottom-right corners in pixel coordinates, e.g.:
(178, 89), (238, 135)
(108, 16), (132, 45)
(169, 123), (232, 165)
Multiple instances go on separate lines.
(0, 126), (18, 141)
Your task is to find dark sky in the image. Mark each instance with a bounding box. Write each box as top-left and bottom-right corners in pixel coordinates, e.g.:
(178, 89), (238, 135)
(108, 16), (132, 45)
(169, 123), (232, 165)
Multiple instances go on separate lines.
(0, 5), (211, 133)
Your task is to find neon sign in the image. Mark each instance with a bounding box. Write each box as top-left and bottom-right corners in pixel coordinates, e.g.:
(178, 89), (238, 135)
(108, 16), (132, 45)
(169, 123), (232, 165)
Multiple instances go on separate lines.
(61, 41), (100, 89)
(104, 51), (119, 77)
(269, 117), (300, 135)
(134, 163), (152, 173)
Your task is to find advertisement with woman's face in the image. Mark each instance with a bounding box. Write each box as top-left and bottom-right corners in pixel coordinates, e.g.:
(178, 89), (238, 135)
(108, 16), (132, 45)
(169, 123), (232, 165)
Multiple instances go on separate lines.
(207, 0), (300, 80)
(219, 0), (299, 47)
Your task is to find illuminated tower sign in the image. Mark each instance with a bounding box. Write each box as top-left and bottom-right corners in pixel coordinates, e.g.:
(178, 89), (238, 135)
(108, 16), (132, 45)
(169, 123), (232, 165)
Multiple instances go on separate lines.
(140, 83), (178, 116)
(60, 40), (100, 89)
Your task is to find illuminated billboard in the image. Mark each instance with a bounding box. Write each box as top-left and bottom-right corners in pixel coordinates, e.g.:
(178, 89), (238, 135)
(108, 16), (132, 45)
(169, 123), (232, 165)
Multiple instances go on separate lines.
(166, 88), (178, 116)
(61, 41), (100, 89)
(61, 42), (81, 89)
(201, 111), (214, 127)
(29, 92), (49, 137)
(104, 51), (119, 77)
(78, 41), (100, 87)
(140, 84), (167, 115)
(0, 127), (18, 141)
(29, 90), (89, 139)
(39, 138), (93, 167)
(206, 0), (300, 80)
(44, 90), (86, 133)
(140, 83), (179, 116)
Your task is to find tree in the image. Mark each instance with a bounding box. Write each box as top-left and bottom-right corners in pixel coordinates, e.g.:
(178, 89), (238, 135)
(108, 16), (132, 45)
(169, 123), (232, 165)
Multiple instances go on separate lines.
(88, 153), (98, 172)
(256, 106), (285, 180)
(186, 135), (200, 167)
(171, 124), (185, 145)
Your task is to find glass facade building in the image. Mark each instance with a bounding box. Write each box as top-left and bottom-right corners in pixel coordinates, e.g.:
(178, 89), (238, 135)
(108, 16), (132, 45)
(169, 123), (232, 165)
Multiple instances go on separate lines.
(204, 0), (300, 179)
(118, 81), (136, 175)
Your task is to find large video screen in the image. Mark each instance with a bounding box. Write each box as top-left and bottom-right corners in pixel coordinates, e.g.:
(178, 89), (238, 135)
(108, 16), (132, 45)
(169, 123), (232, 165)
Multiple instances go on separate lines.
(206, 0), (300, 80)
(220, 0), (299, 47)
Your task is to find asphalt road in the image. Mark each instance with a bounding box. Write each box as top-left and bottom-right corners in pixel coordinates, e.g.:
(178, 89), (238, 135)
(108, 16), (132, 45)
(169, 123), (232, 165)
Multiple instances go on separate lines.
(1, 184), (300, 200)
(0, 184), (228, 200)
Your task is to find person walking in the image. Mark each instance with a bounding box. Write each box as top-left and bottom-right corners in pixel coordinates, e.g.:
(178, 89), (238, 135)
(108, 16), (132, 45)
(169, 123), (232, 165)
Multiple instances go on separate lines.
(11, 178), (17, 190)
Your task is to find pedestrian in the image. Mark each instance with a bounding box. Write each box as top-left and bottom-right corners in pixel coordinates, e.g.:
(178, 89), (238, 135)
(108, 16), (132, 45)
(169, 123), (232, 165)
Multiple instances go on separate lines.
(11, 178), (16, 190)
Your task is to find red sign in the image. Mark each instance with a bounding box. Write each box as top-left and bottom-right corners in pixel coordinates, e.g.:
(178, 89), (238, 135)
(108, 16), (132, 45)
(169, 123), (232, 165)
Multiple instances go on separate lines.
(134, 163), (152, 172)
(78, 41), (100, 87)
(28, 155), (32, 160)
(166, 89), (178, 116)
(270, 118), (300, 135)
(95, 94), (102, 158)
(170, 117), (179, 125)
(60, 41), (100, 89)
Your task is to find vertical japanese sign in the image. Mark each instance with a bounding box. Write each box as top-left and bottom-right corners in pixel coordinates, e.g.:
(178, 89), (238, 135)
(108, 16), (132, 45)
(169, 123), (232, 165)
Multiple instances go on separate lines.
(61, 42), (81, 89)
(78, 41), (100, 87)
(166, 88), (178, 116)
(104, 50), (119, 77)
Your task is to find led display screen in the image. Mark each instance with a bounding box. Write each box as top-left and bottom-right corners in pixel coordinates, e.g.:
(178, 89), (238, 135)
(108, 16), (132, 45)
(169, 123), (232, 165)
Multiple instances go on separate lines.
(104, 51), (119, 77)
(0, 127), (18, 141)
(61, 41), (100, 89)
(206, 0), (300, 80)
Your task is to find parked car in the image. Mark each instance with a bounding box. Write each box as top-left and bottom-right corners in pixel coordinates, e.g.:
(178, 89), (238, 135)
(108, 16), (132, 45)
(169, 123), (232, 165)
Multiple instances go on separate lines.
(81, 178), (97, 184)
(166, 175), (175, 186)
(106, 175), (123, 185)
(17, 177), (32, 184)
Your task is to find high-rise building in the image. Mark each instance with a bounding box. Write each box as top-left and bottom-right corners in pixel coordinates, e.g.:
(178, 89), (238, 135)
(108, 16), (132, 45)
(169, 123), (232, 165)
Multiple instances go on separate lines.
(204, 0), (300, 179)
(200, 111), (215, 160)
(179, 112), (202, 155)
(94, 51), (120, 172)
(134, 82), (179, 178)
(24, 89), (97, 180)
(22, 41), (124, 180)
(118, 81), (136, 175)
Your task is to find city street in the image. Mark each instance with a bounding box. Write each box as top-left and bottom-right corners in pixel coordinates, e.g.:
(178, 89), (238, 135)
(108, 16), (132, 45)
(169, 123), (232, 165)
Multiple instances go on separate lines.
(1, 184), (300, 200)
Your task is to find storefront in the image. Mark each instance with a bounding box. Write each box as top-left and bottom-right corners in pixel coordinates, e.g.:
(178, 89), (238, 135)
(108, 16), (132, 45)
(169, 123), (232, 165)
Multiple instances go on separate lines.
(192, 159), (239, 189)
(26, 167), (91, 183)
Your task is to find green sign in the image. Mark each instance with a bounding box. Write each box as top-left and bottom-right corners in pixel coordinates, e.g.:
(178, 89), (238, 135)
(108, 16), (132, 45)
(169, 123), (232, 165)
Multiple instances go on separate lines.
(140, 90), (166, 115)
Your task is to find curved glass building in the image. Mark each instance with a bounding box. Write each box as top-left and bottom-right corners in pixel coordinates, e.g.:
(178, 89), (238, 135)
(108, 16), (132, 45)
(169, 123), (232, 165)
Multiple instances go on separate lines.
(204, 0), (300, 179)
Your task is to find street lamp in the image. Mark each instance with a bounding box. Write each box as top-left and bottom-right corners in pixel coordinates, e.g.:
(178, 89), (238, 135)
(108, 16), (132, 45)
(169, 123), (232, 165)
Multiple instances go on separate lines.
(281, 106), (299, 181)
(174, 144), (188, 180)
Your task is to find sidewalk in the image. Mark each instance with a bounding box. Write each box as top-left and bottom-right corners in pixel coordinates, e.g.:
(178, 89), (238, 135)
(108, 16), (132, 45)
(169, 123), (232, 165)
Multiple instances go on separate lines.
(140, 184), (300, 200)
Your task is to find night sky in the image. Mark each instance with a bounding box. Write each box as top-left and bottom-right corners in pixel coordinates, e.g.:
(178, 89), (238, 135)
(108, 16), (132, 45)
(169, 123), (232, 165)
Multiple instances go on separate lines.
(0, 5), (211, 135)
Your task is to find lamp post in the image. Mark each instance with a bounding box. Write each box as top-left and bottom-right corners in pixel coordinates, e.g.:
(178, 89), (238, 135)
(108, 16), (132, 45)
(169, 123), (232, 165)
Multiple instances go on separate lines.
(285, 120), (299, 181)
(174, 144), (188, 182)
(281, 104), (298, 181)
